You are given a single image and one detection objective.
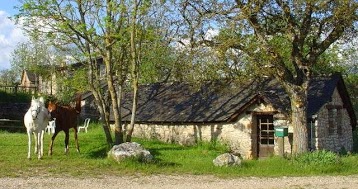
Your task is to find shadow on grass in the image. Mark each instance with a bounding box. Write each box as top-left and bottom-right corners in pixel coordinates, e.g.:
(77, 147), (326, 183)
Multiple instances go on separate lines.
(146, 157), (180, 167)
(148, 146), (186, 157)
(86, 146), (109, 159)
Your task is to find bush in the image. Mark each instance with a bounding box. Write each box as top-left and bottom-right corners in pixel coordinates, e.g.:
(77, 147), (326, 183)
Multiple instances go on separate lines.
(293, 150), (341, 166)
(353, 130), (358, 153)
(0, 91), (31, 103)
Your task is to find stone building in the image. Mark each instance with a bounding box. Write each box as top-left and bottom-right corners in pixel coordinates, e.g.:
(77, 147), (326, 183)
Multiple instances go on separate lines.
(19, 70), (38, 93)
(20, 70), (57, 95)
(82, 74), (356, 159)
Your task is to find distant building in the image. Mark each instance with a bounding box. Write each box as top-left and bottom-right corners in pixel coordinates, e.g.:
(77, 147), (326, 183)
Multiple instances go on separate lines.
(19, 70), (38, 93)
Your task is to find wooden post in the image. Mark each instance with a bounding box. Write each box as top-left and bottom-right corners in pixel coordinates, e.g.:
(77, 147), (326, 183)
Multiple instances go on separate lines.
(278, 137), (285, 156)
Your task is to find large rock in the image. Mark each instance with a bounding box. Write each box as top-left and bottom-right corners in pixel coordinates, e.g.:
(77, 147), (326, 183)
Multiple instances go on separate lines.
(108, 142), (153, 163)
(213, 153), (241, 167)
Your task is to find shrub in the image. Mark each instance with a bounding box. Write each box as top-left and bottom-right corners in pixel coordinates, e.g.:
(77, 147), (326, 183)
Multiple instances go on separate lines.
(353, 130), (358, 153)
(294, 150), (341, 166)
(0, 91), (31, 103)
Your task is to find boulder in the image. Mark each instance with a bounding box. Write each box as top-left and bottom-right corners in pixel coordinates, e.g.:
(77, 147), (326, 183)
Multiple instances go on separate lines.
(108, 142), (153, 163)
(213, 153), (241, 167)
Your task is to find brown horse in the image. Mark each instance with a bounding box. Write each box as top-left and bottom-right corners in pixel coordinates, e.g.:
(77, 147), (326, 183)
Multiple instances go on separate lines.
(47, 95), (81, 155)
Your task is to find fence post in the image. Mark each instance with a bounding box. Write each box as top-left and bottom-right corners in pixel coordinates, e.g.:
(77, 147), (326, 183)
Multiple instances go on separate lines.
(14, 84), (18, 94)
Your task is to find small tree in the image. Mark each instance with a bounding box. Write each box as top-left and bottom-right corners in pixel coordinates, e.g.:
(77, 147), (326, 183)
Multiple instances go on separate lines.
(16, 0), (175, 145)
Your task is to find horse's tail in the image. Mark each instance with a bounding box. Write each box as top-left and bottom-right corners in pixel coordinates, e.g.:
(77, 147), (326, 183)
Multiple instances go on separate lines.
(75, 94), (81, 114)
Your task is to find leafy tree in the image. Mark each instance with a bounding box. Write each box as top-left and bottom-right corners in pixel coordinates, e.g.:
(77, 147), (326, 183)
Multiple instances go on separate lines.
(10, 38), (65, 96)
(320, 43), (358, 115)
(11, 40), (55, 77)
(15, 0), (174, 145)
(180, 1), (358, 154)
(56, 67), (89, 104)
(16, 0), (134, 145)
(0, 69), (18, 86)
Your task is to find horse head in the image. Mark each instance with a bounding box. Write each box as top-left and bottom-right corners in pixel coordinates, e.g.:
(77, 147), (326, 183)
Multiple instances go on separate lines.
(30, 97), (41, 120)
(47, 101), (58, 120)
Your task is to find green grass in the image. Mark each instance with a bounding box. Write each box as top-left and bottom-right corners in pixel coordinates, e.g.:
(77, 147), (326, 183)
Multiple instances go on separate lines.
(1, 123), (358, 178)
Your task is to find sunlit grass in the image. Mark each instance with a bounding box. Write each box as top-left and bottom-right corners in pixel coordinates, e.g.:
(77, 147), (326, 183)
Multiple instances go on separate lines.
(1, 123), (358, 178)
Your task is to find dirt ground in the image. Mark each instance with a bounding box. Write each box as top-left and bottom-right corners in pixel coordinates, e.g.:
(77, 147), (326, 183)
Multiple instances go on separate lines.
(1, 175), (358, 189)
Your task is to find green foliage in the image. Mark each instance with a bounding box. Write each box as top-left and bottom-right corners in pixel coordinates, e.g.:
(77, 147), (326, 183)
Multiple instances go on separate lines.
(353, 129), (358, 153)
(0, 91), (32, 103)
(0, 69), (18, 85)
(55, 68), (88, 104)
(345, 74), (358, 115)
(312, 45), (358, 115)
(138, 27), (180, 84)
(293, 150), (341, 166)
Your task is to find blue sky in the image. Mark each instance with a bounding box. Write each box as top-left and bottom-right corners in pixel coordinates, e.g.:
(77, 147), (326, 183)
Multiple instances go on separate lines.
(0, 0), (28, 70)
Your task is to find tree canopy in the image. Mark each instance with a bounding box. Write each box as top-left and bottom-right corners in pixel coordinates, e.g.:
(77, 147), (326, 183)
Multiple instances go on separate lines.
(177, 0), (358, 154)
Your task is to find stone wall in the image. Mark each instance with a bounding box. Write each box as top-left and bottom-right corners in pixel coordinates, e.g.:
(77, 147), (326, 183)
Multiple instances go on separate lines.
(126, 121), (254, 159)
(314, 88), (353, 152)
(124, 102), (279, 160)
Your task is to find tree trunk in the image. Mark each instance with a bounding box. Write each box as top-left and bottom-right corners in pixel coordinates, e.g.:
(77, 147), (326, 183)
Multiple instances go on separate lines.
(104, 55), (124, 145)
(88, 57), (113, 146)
(101, 98), (113, 146)
(288, 86), (309, 154)
(126, 82), (138, 142)
(126, 1), (139, 142)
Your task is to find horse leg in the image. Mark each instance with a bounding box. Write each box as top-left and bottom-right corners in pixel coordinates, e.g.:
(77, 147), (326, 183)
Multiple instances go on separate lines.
(27, 131), (32, 159)
(33, 132), (38, 155)
(36, 132), (40, 159)
(40, 130), (44, 158)
(64, 130), (70, 154)
(48, 131), (59, 156)
(38, 131), (44, 159)
(74, 127), (80, 153)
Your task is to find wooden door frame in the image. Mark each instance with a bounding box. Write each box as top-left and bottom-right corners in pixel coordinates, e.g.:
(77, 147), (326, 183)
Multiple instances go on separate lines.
(255, 114), (274, 158)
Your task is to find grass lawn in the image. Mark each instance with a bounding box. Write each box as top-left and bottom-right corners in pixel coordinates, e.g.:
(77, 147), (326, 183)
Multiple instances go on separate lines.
(1, 123), (358, 178)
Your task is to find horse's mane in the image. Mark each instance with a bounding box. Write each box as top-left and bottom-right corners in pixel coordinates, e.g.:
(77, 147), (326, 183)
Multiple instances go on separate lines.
(75, 94), (81, 114)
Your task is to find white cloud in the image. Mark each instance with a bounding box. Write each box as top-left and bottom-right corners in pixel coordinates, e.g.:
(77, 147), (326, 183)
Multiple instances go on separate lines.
(0, 10), (28, 70)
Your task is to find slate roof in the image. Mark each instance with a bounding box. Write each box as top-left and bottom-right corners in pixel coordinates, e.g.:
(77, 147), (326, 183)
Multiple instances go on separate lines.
(307, 74), (356, 127)
(121, 80), (261, 123)
(118, 74), (356, 128)
(23, 70), (37, 83)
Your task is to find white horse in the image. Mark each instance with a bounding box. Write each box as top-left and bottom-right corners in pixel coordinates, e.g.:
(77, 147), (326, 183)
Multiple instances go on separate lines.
(24, 96), (50, 159)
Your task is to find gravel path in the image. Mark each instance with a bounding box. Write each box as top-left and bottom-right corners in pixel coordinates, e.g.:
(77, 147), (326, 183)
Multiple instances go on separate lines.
(1, 175), (358, 189)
